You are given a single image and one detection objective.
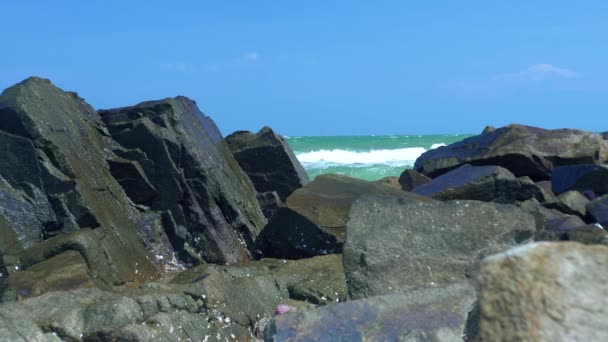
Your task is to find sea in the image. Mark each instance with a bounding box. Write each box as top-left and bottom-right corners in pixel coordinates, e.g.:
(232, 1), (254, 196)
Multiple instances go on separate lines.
(286, 134), (473, 181)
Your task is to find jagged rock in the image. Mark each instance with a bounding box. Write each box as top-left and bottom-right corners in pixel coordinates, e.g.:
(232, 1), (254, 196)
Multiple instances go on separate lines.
(256, 191), (283, 220)
(374, 176), (401, 190)
(411, 164), (543, 203)
(0, 77), (159, 289)
(414, 124), (608, 180)
(226, 126), (309, 202)
(100, 97), (267, 265)
(478, 242), (608, 341)
(264, 282), (476, 342)
(552, 164), (608, 196)
(544, 190), (589, 218)
(587, 194), (608, 226)
(397, 169), (431, 191)
(256, 174), (425, 259)
(344, 195), (535, 299)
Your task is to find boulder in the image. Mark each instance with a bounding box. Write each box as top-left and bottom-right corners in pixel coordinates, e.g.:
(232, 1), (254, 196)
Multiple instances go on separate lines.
(412, 164), (543, 203)
(535, 180), (555, 199)
(344, 195), (535, 300)
(544, 190), (589, 219)
(0, 77), (159, 288)
(397, 169), (431, 191)
(552, 164), (608, 196)
(264, 282), (476, 342)
(587, 194), (608, 226)
(100, 97), (267, 265)
(478, 242), (608, 341)
(256, 174), (425, 259)
(225, 126), (309, 202)
(414, 124), (608, 180)
(374, 176), (402, 190)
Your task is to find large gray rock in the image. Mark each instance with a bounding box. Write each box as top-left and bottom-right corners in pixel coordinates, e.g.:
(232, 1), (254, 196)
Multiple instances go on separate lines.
(478, 242), (608, 341)
(265, 282), (476, 342)
(100, 97), (267, 265)
(0, 77), (159, 289)
(226, 126), (309, 202)
(414, 124), (608, 181)
(587, 194), (608, 226)
(544, 190), (590, 219)
(256, 174), (426, 259)
(412, 164), (543, 203)
(551, 164), (608, 196)
(344, 195), (535, 299)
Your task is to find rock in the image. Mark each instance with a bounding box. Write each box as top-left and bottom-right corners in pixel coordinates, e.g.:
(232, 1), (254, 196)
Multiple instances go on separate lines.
(264, 282), (476, 342)
(0, 77), (159, 288)
(481, 125), (496, 134)
(256, 191), (283, 220)
(587, 194), (608, 226)
(478, 242), (608, 341)
(344, 195), (535, 299)
(544, 190), (589, 218)
(100, 97), (267, 264)
(535, 180), (555, 199)
(256, 174), (425, 259)
(602, 132), (608, 140)
(374, 176), (401, 190)
(226, 126), (309, 202)
(552, 164), (608, 196)
(411, 164), (543, 203)
(414, 124), (608, 180)
(397, 169), (431, 191)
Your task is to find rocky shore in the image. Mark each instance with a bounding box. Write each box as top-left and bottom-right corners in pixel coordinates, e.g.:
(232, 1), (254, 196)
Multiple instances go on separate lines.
(0, 77), (607, 341)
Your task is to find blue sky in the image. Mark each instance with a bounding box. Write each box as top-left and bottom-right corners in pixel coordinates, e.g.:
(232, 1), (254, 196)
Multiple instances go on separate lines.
(2, 1), (607, 136)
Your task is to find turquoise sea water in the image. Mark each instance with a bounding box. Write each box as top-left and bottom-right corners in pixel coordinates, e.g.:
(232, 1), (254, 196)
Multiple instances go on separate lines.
(285, 134), (473, 181)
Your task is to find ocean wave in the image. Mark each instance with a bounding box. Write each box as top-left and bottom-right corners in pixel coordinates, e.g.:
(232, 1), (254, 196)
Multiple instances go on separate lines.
(430, 143), (446, 149)
(296, 147), (427, 167)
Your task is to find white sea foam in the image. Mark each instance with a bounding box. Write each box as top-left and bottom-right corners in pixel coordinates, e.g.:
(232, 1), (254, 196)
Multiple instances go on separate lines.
(430, 143), (446, 149)
(296, 147), (427, 167)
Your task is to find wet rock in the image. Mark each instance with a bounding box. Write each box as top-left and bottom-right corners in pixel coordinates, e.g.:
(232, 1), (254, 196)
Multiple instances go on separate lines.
(412, 164), (543, 203)
(265, 282), (476, 342)
(256, 174), (425, 259)
(414, 124), (608, 180)
(478, 242), (608, 341)
(344, 195), (535, 299)
(552, 164), (608, 196)
(100, 97), (267, 265)
(587, 194), (608, 226)
(226, 126), (309, 202)
(397, 169), (431, 191)
(544, 190), (589, 219)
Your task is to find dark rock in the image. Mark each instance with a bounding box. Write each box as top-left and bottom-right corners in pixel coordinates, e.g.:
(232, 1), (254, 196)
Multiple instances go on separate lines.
(551, 164), (608, 196)
(0, 77), (159, 287)
(482, 125), (496, 134)
(100, 97), (267, 264)
(374, 176), (402, 190)
(344, 195), (535, 299)
(226, 126), (309, 202)
(414, 124), (608, 181)
(397, 169), (431, 191)
(411, 164), (543, 203)
(265, 283), (476, 342)
(478, 242), (608, 341)
(587, 194), (608, 226)
(602, 132), (608, 140)
(544, 190), (589, 219)
(535, 180), (555, 199)
(561, 224), (608, 244)
(256, 191), (283, 220)
(256, 174), (426, 259)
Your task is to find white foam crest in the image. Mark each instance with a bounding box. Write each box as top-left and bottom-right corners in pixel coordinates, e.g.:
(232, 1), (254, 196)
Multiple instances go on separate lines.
(430, 143), (446, 149)
(296, 147), (427, 167)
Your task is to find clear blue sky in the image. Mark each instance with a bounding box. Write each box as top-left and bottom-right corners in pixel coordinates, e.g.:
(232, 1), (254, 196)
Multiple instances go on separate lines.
(2, 1), (607, 136)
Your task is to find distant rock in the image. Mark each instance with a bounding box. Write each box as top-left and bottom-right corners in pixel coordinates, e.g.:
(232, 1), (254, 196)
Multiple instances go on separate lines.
(551, 164), (608, 196)
(478, 242), (608, 341)
(411, 164), (543, 203)
(344, 195), (535, 299)
(256, 174), (425, 259)
(226, 126), (309, 202)
(100, 97), (267, 265)
(414, 124), (608, 180)
(397, 169), (431, 191)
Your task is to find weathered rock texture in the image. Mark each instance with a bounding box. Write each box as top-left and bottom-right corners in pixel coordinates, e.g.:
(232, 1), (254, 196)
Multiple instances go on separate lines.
(552, 164), (608, 196)
(256, 174), (425, 259)
(0, 77), (160, 291)
(344, 195), (535, 299)
(414, 124), (608, 181)
(100, 97), (267, 265)
(478, 242), (608, 341)
(265, 282), (476, 342)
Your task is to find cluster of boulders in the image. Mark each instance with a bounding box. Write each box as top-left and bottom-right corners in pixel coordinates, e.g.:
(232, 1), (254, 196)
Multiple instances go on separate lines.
(0, 77), (607, 341)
